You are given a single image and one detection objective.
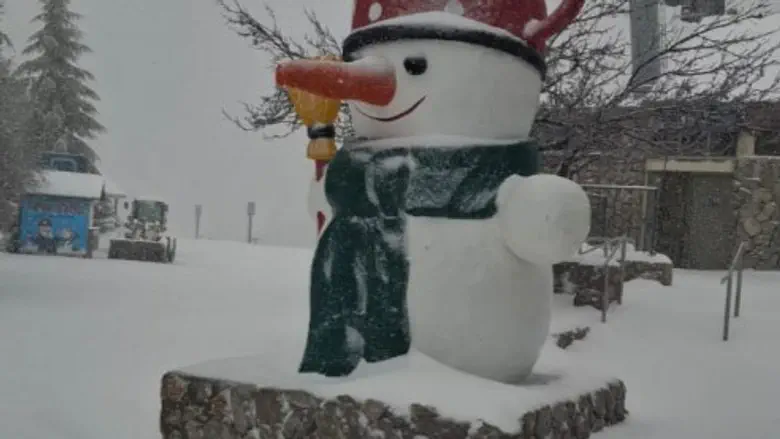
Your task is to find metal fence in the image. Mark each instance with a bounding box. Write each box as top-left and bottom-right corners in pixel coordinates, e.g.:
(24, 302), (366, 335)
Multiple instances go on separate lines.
(579, 236), (634, 323)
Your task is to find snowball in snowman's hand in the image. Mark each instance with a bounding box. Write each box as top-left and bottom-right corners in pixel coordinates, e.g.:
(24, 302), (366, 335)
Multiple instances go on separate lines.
(497, 174), (591, 265)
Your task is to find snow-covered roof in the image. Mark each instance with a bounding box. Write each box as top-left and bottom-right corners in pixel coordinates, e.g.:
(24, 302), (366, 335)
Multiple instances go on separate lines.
(102, 177), (126, 198)
(27, 170), (126, 200)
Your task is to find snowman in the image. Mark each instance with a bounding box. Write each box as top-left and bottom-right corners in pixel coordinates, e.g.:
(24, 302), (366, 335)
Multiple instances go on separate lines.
(277, 0), (590, 383)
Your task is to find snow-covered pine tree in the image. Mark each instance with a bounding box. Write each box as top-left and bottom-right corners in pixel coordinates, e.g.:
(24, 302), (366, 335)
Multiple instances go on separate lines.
(0, 1), (37, 230)
(17, 0), (104, 167)
(0, 0), (10, 51)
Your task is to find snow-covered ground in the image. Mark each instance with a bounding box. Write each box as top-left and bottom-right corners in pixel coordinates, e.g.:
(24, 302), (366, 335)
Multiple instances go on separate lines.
(1, 240), (779, 439)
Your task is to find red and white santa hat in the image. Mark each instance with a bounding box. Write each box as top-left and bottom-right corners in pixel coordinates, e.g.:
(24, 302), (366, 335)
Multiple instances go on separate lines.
(343, 0), (585, 78)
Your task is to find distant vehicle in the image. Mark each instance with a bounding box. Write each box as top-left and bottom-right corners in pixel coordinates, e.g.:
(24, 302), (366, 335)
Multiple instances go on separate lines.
(107, 198), (177, 263)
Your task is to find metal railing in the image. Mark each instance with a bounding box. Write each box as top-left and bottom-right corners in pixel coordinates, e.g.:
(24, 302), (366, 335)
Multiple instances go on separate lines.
(580, 183), (658, 253)
(721, 242), (747, 341)
(579, 236), (633, 323)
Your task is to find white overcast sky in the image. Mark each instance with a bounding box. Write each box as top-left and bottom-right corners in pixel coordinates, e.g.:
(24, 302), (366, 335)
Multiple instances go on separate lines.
(5, 0), (778, 245)
(4, 0), (350, 246)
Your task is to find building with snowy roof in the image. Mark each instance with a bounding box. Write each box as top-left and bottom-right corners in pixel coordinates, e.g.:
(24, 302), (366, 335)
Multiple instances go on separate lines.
(6, 153), (126, 257)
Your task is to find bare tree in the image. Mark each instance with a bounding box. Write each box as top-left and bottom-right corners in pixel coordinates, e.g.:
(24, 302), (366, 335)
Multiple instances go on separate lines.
(217, 0), (780, 176)
(535, 0), (780, 177)
(216, 0), (353, 140)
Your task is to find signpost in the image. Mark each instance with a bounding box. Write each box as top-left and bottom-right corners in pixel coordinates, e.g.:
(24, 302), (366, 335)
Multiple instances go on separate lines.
(195, 204), (202, 239)
(247, 202), (256, 244)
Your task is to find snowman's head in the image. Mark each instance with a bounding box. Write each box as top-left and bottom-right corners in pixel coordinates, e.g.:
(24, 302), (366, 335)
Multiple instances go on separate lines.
(344, 39), (543, 140)
(277, 27), (545, 142)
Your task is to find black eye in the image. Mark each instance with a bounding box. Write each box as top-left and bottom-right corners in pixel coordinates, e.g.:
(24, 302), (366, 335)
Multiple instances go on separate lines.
(403, 57), (428, 76)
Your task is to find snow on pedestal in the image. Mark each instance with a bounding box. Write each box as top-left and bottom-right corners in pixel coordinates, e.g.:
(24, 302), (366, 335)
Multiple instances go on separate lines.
(160, 346), (627, 439)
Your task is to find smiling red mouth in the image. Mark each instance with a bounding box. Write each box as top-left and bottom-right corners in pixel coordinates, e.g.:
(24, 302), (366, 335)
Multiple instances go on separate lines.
(355, 96), (427, 122)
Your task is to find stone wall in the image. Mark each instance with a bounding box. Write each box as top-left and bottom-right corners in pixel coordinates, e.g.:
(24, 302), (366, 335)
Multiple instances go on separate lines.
(733, 156), (780, 269)
(160, 372), (628, 439)
(544, 150), (780, 269)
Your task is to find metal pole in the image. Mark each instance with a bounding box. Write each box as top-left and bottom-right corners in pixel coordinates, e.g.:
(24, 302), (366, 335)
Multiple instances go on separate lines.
(602, 259), (609, 323)
(246, 201), (256, 244)
(734, 255), (743, 318)
(649, 188), (660, 255)
(723, 272), (733, 341)
(247, 214), (253, 244)
(195, 204), (202, 239)
(618, 238), (627, 305)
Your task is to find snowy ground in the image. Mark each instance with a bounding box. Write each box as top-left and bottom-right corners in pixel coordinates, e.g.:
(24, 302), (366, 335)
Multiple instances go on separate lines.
(1, 239), (779, 439)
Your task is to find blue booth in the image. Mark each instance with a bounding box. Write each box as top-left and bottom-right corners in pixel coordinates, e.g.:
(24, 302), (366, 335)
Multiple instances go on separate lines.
(13, 170), (122, 256)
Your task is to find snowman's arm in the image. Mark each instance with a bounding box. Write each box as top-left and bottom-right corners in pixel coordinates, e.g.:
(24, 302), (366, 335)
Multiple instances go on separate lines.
(307, 165), (332, 226)
(496, 174), (591, 265)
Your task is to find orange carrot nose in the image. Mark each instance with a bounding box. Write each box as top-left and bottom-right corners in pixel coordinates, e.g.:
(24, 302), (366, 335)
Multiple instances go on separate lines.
(276, 57), (396, 106)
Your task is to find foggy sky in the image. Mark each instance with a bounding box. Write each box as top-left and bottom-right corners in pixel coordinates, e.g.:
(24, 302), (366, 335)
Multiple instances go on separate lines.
(4, 0), (350, 247)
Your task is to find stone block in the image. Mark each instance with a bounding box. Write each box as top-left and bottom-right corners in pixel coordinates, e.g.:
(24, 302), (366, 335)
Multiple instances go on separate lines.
(554, 257), (673, 310)
(160, 368), (628, 439)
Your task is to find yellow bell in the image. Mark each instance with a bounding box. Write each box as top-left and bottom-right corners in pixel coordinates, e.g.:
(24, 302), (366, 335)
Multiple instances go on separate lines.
(284, 55), (342, 162)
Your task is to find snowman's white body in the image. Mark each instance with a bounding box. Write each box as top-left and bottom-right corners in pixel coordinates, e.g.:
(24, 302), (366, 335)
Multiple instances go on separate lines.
(307, 28), (591, 383)
(405, 215), (552, 383)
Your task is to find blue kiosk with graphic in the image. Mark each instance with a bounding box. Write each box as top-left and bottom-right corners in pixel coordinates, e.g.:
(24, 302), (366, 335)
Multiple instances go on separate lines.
(8, 153), (124, 257)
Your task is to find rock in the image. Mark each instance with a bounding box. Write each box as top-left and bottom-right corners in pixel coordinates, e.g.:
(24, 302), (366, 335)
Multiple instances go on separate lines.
(553, 327), (590, 350)
(162, 374), (188, 402)
(573, 415), (590, 439)
(757, 202), (777, 222)
(470, 421), (508, 439)
(554, 256), (672, 311)
(592, 390), (608, 418)
(755, 187), (773, 203)
(623, 260), (673, 286)
(534, 405), (553, 439)
(759, 163), (779, 187)
(362, 399), (391, 422)
(520, 411), (537, 438)
(743, 217), (762, 236)
(738, 201), (759, 219)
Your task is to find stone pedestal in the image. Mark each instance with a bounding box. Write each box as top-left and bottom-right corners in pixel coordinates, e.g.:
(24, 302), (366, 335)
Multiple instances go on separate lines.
(159, 352), (628, 439)
(554, 258), (673, 310)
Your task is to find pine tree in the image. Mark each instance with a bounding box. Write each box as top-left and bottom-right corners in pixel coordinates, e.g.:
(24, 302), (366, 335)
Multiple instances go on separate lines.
(17, 0), (103, 166)
(0, 1), (10, 51)
(0, 0), (37, 229)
